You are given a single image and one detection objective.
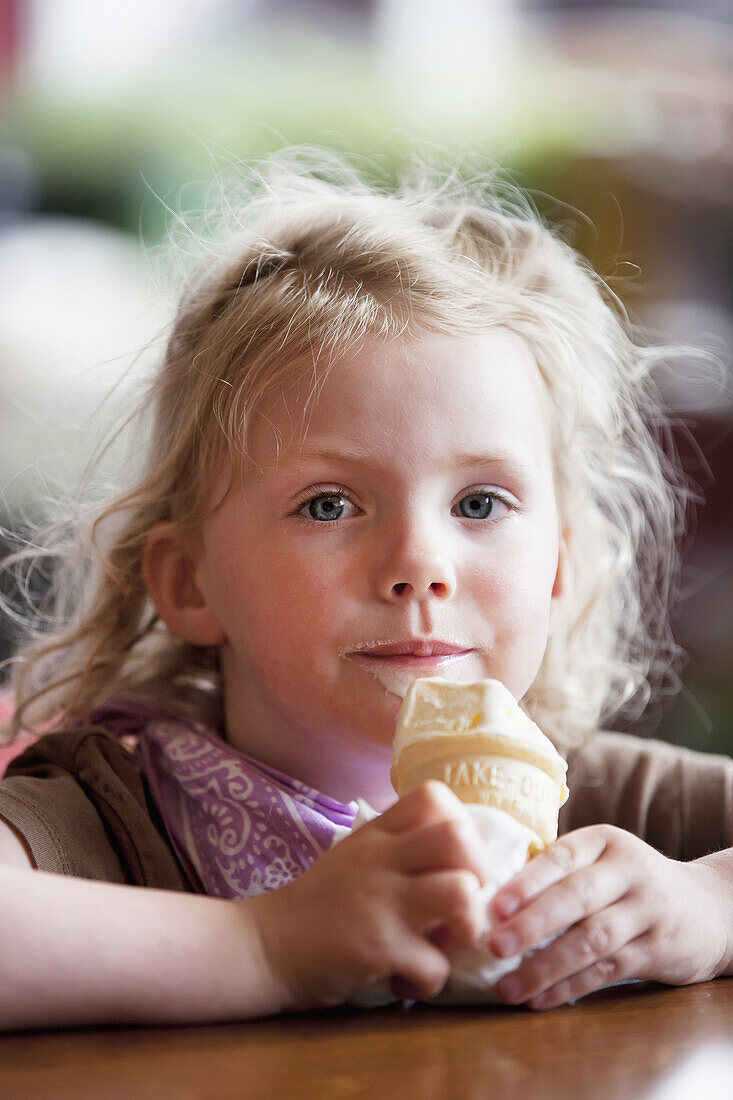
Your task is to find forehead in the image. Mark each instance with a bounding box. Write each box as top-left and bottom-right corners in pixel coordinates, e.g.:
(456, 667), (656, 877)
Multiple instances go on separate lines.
(248, 328), (553, 467)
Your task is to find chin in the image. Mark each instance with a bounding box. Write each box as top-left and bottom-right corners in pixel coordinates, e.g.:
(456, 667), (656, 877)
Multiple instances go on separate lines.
(353, 697), (402, 752)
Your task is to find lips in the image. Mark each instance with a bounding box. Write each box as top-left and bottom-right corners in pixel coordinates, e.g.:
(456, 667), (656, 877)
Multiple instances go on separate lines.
(350, 640), (475, 661)
(344, 640), (488, 699)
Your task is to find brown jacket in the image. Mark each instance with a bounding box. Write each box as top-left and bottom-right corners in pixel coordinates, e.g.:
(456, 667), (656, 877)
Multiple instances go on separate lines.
(0, 727), (190, 890)
(0, 725), (731, 887)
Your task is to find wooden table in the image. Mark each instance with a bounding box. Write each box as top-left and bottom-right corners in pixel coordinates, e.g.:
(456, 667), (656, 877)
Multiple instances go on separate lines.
(1, 980), (732, 1099)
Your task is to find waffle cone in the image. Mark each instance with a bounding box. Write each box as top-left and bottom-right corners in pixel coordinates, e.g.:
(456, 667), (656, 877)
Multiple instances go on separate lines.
(391, 734), (565, 852)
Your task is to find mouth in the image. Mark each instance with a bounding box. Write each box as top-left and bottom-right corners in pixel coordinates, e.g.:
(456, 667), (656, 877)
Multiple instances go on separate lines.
(345, 639), (479, 670)
(343, 639), (488, 700)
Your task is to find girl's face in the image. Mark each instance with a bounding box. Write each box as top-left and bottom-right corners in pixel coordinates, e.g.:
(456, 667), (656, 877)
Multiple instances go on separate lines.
(196, 330), (563, 808)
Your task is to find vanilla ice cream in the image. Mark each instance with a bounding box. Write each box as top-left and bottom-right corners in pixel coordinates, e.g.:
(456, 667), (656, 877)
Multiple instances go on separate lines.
(349, 678), (570, 1007)
(392, 677), (568, 1003)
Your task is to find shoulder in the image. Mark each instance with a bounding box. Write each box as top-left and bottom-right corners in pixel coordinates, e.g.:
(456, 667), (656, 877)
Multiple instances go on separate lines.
(561, 730), (733, 860)
(5, 726), (138, 778)
(567, 729), (733, 785)
(0, 725), (131, 878)
(4, 724), (146, 799)
(0, 723), (191, 890)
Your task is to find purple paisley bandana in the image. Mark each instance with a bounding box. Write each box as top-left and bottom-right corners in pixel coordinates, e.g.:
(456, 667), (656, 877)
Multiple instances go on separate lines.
(135, 717), (359, 899)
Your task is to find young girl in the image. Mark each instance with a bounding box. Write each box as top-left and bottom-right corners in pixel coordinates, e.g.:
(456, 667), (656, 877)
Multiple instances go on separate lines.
(0, 150), (731, 1029)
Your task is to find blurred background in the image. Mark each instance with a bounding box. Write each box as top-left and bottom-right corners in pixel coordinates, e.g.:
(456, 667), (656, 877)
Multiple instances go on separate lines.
(0, 0), (731, 753)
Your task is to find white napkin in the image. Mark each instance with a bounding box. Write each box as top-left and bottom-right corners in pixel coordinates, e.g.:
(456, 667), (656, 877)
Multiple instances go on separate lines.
(344, 803), (533, 1007)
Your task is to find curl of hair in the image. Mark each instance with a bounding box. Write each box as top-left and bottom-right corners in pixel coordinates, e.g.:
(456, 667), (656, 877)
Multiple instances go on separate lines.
(1, 147), (692, 753)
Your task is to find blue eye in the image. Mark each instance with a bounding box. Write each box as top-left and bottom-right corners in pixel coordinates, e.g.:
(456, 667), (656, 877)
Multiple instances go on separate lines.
(303, 494), (349, 522)
(456, 493), (495, 519)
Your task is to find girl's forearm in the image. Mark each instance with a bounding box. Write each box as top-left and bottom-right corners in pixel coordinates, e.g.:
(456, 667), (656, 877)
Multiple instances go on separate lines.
(694, 847), (733, 977)
(0, 867), (284, 1030)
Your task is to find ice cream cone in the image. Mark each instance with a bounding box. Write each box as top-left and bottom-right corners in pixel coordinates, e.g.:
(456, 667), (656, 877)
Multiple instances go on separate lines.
(391, 678), (568, 854)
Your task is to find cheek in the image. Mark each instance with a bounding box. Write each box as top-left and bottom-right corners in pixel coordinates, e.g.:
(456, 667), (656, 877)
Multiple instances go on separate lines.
(471, 551), (557, 701)
(470, 540), (558, 633)
(216, 544), (346, 658)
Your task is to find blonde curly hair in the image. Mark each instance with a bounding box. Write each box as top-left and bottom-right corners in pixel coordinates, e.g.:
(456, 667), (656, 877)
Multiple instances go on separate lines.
(1, 148), (688, 753)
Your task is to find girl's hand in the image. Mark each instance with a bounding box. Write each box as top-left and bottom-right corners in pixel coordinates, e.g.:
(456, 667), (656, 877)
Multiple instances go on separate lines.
(487, 824), (733, 1010)
(248, 781), (492, 1011)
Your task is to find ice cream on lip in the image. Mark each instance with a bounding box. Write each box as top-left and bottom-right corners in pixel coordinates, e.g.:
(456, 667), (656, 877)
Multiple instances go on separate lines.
(341, 637), (491, 700)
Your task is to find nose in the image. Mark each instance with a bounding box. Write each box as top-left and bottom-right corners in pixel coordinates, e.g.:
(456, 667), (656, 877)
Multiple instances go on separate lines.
(376, 518), (457, 603)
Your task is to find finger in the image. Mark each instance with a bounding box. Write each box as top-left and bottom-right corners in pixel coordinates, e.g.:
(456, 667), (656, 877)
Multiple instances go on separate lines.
(379, 781), (468, 836)
(490, 827), (611, 923)
(523, 934), (651, 1010)
(488, 858), (628, 959)
(393, 816), (491, 884)
(389, 939), (451, 1002)
(404, 870), (487, 949)
(496, 901), (643, 1005)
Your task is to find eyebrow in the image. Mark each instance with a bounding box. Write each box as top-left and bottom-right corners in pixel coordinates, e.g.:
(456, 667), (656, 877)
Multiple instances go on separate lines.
(286, 448), (533, 473)
(453, 451), (533, 473)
